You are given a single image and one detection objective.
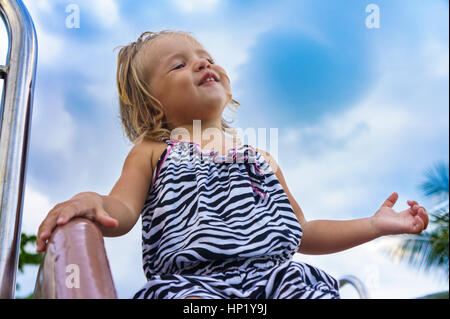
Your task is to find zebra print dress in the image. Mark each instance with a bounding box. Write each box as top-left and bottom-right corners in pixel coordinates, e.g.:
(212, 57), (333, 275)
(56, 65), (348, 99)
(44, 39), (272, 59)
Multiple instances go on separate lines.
(132, 139), (340, 299)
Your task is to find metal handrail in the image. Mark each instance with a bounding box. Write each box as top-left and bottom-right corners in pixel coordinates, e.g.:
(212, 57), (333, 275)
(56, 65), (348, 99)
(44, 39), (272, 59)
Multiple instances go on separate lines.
(33, 218), (117, 299)
(0, 0), (37, 299)
(338, 275), (370, 299)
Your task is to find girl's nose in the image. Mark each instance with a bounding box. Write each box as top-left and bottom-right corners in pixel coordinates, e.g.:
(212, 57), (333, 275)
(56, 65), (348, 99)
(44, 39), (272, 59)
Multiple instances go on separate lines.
(194, 58), (212, 72)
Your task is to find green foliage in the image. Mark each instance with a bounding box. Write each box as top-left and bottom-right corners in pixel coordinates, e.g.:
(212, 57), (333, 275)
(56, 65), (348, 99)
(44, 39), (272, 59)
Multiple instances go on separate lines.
(18, 233), (44, 273)
(382, 206), (449, 280)
(418, 161), (449, 200)
(417, 290), (449, 299)
(15, 232), (44, 299)
(382, 160), (449, 284)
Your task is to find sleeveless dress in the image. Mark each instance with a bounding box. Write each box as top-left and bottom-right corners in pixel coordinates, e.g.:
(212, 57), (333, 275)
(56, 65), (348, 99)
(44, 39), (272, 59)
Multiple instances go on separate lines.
(132, 139), (340, 299)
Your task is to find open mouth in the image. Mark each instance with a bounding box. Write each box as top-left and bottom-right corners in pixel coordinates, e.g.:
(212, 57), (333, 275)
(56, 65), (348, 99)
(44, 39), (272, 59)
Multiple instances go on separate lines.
(201, 79), (217, 86)
(199, 72), (219, 86)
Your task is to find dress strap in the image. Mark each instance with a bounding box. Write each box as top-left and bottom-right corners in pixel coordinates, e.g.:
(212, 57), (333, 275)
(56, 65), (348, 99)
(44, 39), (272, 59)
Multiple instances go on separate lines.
(162, 138), (172, 145)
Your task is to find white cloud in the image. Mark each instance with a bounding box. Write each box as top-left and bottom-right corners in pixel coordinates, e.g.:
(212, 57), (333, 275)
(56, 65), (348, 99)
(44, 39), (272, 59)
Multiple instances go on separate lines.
(22, 0), (55, 16)
(88, 0), (120, 28)
(422, 38), (449, 78)
(275, 11), (448, 219)
(276, 100), (425, 219)
(19, 0), (64, 65)
(36, 29), (64, 65)
(31, 91), (76, 159)
(21, 186), (54, 236)
(35, 0), (53, 14)
(20, 0), (120, 69)
(172, 0), (220, 13)
(194, 27), (271, 85)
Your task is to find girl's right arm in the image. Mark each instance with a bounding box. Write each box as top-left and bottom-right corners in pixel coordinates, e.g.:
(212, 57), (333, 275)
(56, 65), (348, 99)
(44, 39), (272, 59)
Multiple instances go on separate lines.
(36, 140), (155, 253)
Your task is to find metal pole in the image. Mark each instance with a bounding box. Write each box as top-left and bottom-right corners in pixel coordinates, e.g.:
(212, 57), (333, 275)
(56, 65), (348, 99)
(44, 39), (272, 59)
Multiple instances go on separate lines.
(339, 275), (370, 299)
(0, 0), (37, 299)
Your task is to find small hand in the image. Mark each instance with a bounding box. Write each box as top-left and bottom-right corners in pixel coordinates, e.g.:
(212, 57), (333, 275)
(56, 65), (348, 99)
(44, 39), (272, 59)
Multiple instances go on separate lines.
(371, 192), (429, 237)
(36, 193), (118, 253)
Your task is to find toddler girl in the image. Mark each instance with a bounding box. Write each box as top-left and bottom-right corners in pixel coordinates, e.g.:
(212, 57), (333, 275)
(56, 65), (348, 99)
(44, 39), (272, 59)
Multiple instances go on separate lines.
(36, 30), (429, 299)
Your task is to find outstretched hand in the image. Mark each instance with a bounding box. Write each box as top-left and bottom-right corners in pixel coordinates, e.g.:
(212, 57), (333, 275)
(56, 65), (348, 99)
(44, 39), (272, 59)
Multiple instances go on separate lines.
(371, 192), (429, 237)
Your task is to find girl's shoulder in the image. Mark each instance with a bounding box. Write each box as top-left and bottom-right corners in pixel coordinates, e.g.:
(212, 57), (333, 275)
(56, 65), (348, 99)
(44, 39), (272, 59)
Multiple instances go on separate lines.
(254, 147), (279, 174)
(134, 138), (169, 173)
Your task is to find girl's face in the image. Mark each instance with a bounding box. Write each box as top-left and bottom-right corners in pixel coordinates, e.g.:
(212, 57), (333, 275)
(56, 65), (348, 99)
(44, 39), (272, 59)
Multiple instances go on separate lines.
(142, 34), (231, 129)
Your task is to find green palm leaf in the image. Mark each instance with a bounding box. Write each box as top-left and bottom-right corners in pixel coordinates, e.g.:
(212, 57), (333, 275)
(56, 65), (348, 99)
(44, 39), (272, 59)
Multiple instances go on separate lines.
(383, 160), (449, 284)
(417, 161), (449, 199)
(382, 206), (449, 280)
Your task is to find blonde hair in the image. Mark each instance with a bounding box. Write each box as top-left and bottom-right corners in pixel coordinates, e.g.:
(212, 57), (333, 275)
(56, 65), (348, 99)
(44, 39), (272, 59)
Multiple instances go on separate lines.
(115, 30), (240, 145)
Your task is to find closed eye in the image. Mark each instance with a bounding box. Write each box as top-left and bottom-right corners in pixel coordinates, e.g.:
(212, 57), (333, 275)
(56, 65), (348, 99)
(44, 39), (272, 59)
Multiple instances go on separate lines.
(171, 58), (214, 71)
(172, 63), (185, 70)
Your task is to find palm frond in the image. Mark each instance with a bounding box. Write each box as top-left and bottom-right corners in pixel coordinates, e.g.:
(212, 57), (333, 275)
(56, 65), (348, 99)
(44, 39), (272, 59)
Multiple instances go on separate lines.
(382, 231), (448, 280)
(417, 161), (449, 198)
(383, 159), (449, 281)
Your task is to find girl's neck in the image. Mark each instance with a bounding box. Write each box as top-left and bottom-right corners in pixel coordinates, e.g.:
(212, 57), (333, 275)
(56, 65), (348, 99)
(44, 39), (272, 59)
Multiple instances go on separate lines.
(170, 135), (242, 152)
(168, 121), (241, 153)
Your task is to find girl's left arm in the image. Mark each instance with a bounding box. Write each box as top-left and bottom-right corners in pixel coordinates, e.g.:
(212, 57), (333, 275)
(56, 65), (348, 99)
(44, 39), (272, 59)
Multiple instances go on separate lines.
(298, 193), (428, 255)
(259, 150), (429, 255)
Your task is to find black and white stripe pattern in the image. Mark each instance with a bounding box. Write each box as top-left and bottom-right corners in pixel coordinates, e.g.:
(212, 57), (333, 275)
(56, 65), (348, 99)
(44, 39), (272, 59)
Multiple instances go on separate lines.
(133, 139), (340, 299)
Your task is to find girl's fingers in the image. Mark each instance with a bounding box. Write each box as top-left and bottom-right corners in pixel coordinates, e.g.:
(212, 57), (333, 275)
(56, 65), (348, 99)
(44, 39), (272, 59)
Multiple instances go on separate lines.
(36, 201), (117, 253)
(37, 204), (85, 252)
(37, 210), (62, 252)
(413, 215), (425, 233)
(407, 200), (418, 208)
(406, 203), (419, 216)
(418, 206), (429, 230)
(56, 204), (78, 225)
(37, 230), (51, 253)
(407, 201), (422, 215)
(408, 202), (429, 230)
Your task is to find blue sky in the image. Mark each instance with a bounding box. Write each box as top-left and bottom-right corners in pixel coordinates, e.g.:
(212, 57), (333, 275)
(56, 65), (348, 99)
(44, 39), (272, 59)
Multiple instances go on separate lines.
(1, 0), (448, 298)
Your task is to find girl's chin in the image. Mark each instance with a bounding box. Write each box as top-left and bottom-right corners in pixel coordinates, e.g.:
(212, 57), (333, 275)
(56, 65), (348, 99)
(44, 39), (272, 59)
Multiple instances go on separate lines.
(199, 102), (225, 111)
(198, 94), (227, 106)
